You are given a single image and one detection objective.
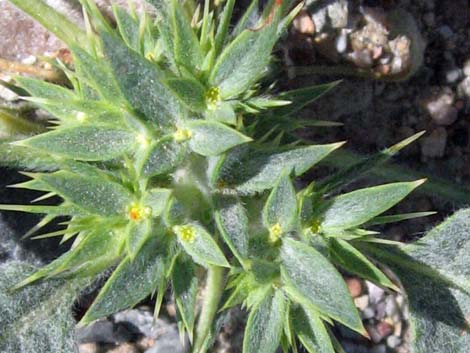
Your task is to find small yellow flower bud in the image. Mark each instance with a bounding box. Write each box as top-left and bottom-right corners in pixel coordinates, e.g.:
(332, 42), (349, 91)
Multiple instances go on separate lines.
(269, 223), (283, 242)
(176, 225), (196, 243)
(309, 219), (322, 234)
(128, 203), (151, 221)
(173, 128), (192, 142)
(205, 87), (221, 110)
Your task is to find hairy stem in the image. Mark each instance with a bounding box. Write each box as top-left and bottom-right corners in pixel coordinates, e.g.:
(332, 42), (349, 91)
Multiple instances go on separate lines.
(193, 265), (226, 353)
(325, 149), (470, 205)
(8, 0), (86, 45)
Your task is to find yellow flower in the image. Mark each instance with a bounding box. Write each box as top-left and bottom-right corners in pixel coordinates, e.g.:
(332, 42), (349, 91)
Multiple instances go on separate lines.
(269, 223), (283, 242)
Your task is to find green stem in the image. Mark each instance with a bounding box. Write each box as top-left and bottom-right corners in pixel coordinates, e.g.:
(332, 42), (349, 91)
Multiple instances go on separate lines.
(325, 149), (470, 205)
(9, 0), (87, 46)
(193, 265), (226, 353)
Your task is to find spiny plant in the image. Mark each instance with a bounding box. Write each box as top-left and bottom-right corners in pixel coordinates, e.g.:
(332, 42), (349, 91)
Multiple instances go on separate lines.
(1, 0), (434, 352)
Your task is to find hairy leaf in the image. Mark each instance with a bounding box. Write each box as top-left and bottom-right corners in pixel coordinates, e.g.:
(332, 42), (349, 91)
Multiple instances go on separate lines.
(38, 171), (133, 217)
(0, 261), (83, 353)
(172, 254), (198, 340)
(187, 120), (252, 156)
(329, 238), (397, 290)
(218, 143), (342, 193)
(215, 196), (249, 264)
(141, 136), (187, 177)
(364, 209), (470, 353)
(171, 0), (203, 71)
(320, 180), (425, 232)
(281, 238), (363, 334)
(101, 32), (184, 127)
(210, 5), (281, 98)
(81, 236), (168, 324)
(174, 223), (229, 268)
(263, 173), (297, 232)
(16, 126), (135, 161)
(243, 289), (286, 353)
(291, 305), (335, 353)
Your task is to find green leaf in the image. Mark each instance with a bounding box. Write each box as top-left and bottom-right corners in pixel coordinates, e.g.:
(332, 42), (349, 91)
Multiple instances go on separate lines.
(214, 196), (249, 264)
(113, 5), (140, 51)
(186, 120), (252, 156)
(166, 78), (207, 111)
(364, 209), (470, 353)
(320, 180), (425, 232)
(243, 289), (286, 353)
(218, 143), (343, 194)
(329, 238), (397, 290)
(141, 136), (187, 177)
(38, 171), (133, 217)
(16, 125), (135, 161)
(204, 102), (237, 125)
(291, 305), (335, 353)
(12, 228), (121, 289)
(210, 7), (281, 98)
(214, 0), (235, 55)
(318, 131), (426, 193)
(272, 81), (340, 117)
(280, 238), (363, 334)
(0, 261), (83, 353)
(171, 0), (203, 71)
(81, 236), (168, 324)
(17, 76), (75, 100)
(172, 254), (198, 340)
(263, 173), (297, 232)
(101, 32), (184, 127)
(366, 211), (436, 226)
(126, 219), (152, 259)
(173, 223), (229, 268)
(142, 188), (172, 217)
(71, 46), (124, 103)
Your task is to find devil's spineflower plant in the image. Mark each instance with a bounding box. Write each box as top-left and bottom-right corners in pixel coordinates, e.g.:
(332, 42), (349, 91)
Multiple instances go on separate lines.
(0, 1), (432, 352)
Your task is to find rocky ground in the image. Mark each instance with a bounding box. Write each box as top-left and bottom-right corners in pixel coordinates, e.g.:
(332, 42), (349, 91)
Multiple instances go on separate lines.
(1, 0), (469, 352)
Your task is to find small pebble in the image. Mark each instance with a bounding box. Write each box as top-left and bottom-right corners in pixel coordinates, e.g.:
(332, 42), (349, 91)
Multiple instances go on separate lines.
(423, 88), (458, 126)
(346, 278), (363, 297)
(421, 128), (448, 158)
(362, 307), (376, 320)
(293, 10), (315, 35)
(370, 344), (387, 353)
(457, 77), (470, 98)
(463, 58), (470, 77)
(386, 335), (402, 349)
(443, 66), (462, 84)
(107, 343), (139, 353)
(354, 295), (369, 311)
(78, 343), (99, 353)
(367, 282), (385, 304)
(376, 320), (394, 339)
(385, 296), (399, 317)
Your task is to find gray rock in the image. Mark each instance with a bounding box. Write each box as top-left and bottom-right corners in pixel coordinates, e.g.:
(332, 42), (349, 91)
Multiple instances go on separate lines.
(421, 128), (448, 158)
(457, 77), (470, 98)
(112, 309), (188, 353)
(423, 88), (458, 126)
(370, 344), (387, 353)
(463, 59), (470, 77)
(76, 320), (134, 344)
(144, 326), (188, 353)
(386, 335), (402, 349)
(367, 282), (385, 304)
